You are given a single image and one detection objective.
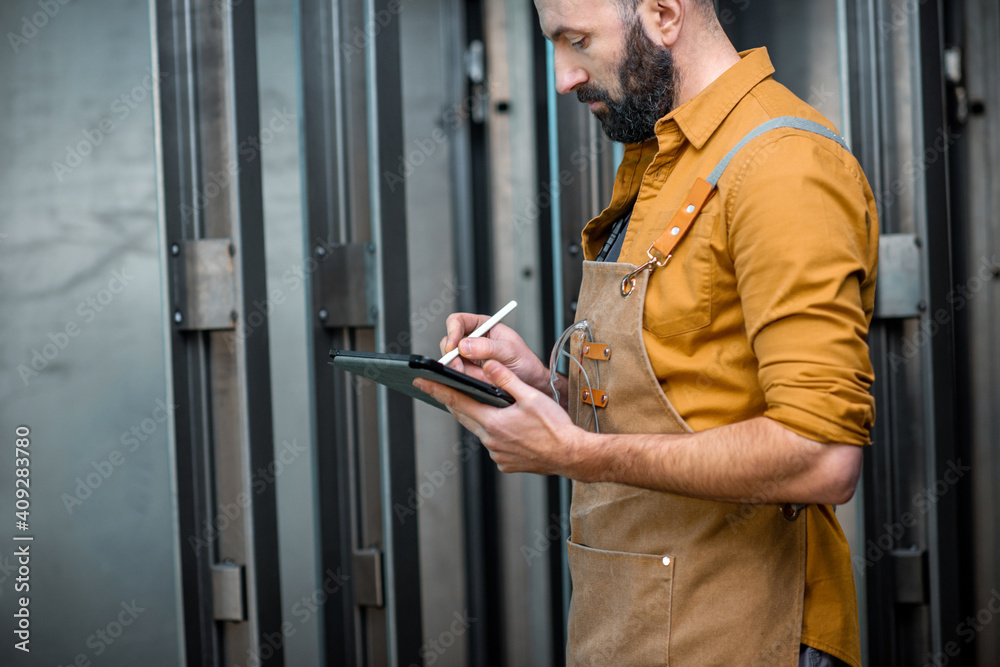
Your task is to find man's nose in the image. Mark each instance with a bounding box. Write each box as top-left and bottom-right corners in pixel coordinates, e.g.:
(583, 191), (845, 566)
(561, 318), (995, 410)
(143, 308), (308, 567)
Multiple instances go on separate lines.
(554, 54), (588, 94)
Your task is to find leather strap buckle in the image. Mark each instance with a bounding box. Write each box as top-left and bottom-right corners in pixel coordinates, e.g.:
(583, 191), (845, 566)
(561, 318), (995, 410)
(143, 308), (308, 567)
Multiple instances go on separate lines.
(581, 343), (611, 361)
(581, 388), (609, 408)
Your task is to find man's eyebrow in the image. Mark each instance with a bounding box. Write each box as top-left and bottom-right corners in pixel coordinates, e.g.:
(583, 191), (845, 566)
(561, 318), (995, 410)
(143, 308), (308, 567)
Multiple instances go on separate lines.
(543, 24), (572, 42)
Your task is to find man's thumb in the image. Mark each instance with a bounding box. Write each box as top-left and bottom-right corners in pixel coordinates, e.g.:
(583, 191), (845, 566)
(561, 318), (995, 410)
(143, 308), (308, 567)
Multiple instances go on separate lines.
(483, 360), (528, 398)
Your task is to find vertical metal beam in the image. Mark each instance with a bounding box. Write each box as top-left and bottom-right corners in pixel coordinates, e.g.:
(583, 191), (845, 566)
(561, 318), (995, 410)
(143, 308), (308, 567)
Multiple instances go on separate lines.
(297, 0), (355, 662)
(152, 0), (283, 664)
(914, 0), (962, 656)
(300, 0), (423, 663)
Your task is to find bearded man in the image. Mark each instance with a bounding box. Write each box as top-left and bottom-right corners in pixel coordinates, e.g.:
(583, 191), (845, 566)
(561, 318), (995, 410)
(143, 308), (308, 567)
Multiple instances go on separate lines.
(415, 1), (877, 665)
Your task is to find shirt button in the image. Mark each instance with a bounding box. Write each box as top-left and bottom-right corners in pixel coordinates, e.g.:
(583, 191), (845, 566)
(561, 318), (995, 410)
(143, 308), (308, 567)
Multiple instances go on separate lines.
(662, 556), (671, 566)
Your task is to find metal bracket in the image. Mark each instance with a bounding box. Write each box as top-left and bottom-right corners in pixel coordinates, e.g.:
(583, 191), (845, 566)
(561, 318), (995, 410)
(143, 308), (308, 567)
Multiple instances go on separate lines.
(875, 233), (922, 319)
(317, 242), (378, 328)
(891, 547), (928, 604)
(352, 548), (384, 608)
(173, 239), (238, 330)
(211, 561), (247, 621)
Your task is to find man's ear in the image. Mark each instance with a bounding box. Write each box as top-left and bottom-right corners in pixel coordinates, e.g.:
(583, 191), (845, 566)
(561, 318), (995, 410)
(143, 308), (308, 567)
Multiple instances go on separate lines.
(640, 0), (684, 48)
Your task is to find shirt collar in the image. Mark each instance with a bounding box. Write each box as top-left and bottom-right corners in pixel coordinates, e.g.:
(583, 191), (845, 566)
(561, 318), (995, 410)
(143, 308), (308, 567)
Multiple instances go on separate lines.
(655, 47), (776, 151)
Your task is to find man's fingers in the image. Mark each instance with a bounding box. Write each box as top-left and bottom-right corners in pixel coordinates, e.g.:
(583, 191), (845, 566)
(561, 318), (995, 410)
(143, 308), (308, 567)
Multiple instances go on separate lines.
(460, 336), (516, 365)
(483, 360), (532, 400)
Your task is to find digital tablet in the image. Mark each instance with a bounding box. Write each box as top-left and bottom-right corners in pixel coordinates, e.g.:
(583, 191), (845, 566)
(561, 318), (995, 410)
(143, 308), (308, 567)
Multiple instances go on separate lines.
(329, 349), (515, 411)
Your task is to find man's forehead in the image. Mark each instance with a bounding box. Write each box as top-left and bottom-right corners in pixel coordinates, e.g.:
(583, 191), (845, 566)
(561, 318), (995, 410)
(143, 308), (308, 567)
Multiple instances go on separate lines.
(535, 0), (619, 40)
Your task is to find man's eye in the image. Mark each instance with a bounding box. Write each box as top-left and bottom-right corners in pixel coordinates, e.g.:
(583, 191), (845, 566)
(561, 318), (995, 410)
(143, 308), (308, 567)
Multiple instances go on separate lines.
(570, 38), (587, 49)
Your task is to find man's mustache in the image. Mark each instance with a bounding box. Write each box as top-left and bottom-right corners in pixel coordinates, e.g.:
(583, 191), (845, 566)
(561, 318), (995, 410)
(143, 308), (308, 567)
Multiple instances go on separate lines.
(576, 87), (610, 104)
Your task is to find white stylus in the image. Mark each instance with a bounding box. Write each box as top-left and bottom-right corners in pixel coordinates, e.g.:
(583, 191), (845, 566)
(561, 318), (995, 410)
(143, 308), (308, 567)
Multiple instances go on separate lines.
(438, 300), (518, 367)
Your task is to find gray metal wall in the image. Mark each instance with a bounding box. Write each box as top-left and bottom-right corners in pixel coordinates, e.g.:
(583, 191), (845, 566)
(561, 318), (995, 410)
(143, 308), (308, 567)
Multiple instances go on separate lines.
(257, 0), (323, 664)
(0, 0), (181, 664)
(959, 2), (1000, 665)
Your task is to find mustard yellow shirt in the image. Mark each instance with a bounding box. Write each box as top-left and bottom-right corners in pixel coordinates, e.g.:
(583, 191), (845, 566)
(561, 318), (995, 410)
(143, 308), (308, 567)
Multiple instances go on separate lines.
(581, 48), (877, 667)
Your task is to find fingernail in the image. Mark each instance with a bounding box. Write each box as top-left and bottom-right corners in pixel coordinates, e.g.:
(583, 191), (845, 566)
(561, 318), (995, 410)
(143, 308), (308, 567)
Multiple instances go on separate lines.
(460, 340), (471, 354)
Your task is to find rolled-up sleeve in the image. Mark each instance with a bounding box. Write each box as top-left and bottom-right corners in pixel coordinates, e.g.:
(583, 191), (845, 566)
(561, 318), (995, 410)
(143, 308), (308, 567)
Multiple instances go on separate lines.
(727, 134), (878, 445)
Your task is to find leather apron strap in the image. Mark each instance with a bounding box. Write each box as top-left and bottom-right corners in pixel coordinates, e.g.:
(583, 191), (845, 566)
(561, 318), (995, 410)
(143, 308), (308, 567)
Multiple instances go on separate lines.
(620, 116), (850, 297)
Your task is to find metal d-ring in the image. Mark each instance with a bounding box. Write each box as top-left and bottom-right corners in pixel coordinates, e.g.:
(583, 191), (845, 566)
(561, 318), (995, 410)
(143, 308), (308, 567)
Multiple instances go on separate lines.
(620, 254), (671, 297)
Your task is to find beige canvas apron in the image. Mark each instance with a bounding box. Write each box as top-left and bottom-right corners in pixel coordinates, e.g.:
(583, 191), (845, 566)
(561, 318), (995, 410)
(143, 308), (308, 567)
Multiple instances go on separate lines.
(563, 118), (851, 667)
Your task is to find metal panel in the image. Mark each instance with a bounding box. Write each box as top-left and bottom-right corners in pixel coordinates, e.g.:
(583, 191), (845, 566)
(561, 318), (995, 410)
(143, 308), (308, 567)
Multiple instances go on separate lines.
(0, 0), (181, 664)
(175, 239), (238, 330)
(254, 0), (324, 664)
(953, 1), (1000, 664)
(318, 243), (378, 328)
(876, 233), (922, 319)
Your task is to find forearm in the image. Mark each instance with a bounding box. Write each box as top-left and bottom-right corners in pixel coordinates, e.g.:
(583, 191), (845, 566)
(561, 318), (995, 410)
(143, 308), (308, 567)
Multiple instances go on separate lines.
(571, 416), (861, 505)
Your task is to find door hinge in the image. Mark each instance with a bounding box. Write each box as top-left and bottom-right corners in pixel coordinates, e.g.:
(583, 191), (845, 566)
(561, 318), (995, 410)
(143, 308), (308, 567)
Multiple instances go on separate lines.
(892, 547), (928, 605)
(171, 238), (238, 330)
(212, 561), (247, 621)
(317, 242), (378, 329)
(353, 548), (384, 608)
(875, 233), (922, 319)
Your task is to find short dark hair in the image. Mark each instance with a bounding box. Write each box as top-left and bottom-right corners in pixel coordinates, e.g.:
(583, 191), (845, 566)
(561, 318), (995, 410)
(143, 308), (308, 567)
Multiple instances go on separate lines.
(614, 0), (717, 21)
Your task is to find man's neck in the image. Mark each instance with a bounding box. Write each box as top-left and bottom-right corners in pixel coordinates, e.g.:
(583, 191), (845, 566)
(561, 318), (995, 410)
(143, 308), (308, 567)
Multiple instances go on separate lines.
(672, 35), (741, 108)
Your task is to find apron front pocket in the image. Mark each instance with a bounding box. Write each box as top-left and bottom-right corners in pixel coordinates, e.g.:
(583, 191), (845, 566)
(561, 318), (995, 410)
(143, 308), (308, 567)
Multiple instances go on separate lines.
(566, 540), (675, 666)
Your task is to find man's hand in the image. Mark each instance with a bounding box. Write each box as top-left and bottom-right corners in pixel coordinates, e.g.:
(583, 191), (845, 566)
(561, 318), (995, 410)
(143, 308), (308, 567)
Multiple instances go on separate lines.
(415, 360), (583, 476)
(417, 358), (861, 504)
(439, 312), (556, 396)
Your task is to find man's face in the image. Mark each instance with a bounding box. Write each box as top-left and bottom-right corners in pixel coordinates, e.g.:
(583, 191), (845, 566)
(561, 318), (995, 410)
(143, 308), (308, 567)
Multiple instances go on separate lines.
(577, 13), (677, 143)
(536, 0), (677, 144)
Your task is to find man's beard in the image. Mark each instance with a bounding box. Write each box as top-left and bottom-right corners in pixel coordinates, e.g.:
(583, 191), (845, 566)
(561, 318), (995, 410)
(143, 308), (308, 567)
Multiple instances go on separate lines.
(576, 16), (677, 144)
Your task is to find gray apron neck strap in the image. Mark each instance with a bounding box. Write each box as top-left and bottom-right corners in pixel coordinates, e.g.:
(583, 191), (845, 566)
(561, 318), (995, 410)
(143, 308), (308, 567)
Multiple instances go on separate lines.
(705, 115), (850, 187)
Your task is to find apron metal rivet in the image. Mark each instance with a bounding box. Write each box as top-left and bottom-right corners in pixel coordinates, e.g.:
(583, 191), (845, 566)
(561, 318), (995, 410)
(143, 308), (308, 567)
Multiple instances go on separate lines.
(671, 227), (680, 235)
(662, 556), (671, 566)
(685, 204), (695, 213)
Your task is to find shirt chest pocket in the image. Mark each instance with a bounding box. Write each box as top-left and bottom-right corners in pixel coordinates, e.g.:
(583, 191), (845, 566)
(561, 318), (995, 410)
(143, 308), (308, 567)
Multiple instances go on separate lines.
(641, 212), (717, 338)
